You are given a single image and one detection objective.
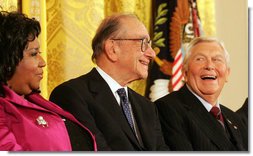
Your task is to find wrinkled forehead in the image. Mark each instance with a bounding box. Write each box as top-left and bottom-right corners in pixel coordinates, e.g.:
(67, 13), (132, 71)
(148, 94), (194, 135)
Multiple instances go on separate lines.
(189, 41), (230, 65)
(189, 41), (226, 56)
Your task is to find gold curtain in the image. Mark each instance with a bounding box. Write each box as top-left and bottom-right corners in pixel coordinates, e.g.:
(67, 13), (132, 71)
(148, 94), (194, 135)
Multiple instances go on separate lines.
(197, 0), (216, 36)
(0, 0), (18, 11)
(15, 0), (215, 99)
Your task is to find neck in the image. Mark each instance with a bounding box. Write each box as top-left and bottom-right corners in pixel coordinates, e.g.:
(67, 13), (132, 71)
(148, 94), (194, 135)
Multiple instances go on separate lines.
(186, 84), (218, 106)
(98, 65), (131, 87)
(201, 95), (218, 106)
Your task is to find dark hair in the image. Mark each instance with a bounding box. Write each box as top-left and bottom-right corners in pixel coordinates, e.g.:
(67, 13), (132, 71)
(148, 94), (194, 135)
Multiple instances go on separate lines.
(0, 11), (41, 83)
(91, 13), (137, 63)
(0, 11), (41, 97)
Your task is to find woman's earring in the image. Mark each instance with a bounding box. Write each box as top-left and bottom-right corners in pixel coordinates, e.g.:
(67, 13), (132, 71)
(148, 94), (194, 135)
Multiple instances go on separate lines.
(7, 66), (11, 72)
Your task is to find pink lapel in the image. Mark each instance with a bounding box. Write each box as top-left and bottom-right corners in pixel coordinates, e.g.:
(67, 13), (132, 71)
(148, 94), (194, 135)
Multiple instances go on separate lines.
(3, 85), (97, 151)
(27, 93), (98, 151)
(3, 85), (49, 112)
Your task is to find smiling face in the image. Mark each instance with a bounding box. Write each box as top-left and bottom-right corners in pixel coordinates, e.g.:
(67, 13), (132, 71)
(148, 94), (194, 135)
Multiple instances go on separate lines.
(183, 41), (230, 104)
(113, 17), (155, 84)
(7, 37), (46, 95)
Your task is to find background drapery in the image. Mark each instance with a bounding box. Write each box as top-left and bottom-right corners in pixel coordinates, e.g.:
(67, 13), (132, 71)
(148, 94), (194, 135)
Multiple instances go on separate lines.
(1, 0), (215, 99)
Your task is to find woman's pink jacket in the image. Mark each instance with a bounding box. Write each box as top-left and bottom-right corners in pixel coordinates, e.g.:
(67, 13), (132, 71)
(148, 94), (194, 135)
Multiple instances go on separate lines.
(0, 85), (97, 151)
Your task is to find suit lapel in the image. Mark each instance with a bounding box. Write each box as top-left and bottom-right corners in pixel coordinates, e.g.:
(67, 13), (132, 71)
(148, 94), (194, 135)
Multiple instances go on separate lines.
(222, 107), (246, 150)
(87, 69), (141, 148)
(128, 89), (150, 149)
(180, 86), (236, 150)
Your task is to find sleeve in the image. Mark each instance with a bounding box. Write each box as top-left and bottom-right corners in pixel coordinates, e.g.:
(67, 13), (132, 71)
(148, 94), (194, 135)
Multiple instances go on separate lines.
(236, 97), (248, 127)
(0, 103), (23, 151)
(49, 84), (111, 151)
(155, 98), (194, 150)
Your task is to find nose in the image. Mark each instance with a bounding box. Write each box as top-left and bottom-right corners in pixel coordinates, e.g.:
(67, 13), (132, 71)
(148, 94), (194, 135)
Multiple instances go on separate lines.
(204, 59), (214, 70)
(144, 46), (156, 60)
(39, 55), (46, 68)
(205, 66), (214, 70)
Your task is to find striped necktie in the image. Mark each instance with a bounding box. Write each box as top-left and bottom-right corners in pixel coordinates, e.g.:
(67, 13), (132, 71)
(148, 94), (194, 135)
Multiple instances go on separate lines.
(117, 88), (135, 131)
(210, 106), (225, 128)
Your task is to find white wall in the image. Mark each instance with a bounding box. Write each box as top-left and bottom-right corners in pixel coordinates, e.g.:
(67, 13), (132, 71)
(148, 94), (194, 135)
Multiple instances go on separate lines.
(215, 0), (248, 111)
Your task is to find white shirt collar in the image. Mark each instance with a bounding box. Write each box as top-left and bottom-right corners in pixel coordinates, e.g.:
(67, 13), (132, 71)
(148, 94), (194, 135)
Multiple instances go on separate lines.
(95, 67), (128, 105)
(186, 84), (220, 112)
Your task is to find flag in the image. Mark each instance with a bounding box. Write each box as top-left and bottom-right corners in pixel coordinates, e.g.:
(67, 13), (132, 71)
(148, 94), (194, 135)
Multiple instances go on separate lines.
(170, 0), (202, 92)
(171, 48), (184, 91)
(145, 0), (202, 101)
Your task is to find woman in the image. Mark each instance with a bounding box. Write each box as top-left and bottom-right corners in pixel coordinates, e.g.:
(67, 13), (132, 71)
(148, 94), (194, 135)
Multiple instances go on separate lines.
(0, 11), (97, 151)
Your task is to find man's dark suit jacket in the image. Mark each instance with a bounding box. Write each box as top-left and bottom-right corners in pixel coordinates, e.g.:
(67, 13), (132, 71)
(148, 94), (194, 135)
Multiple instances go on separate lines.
(50, 68), (169, 151)
(236, 97), (248, 128)
(155, 85), (248, 151)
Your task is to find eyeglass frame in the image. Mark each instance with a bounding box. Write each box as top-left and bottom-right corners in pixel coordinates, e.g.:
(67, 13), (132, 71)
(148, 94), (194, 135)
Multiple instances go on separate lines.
(110, 38), (152, 52)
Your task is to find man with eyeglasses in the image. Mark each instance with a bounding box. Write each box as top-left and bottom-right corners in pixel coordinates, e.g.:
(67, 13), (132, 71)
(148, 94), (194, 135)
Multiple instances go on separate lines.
(50, 13), (169, 151)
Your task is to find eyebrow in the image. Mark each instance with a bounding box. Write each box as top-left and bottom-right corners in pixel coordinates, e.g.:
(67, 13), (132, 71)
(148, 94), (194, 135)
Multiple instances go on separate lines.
(192, 53), (225, 59)
(26, 47), (40, 51)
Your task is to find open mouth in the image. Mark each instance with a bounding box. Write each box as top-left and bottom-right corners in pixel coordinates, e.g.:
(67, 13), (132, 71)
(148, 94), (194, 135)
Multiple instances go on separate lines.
(201, 75), (217, 80)
(140, 60), (149, 66)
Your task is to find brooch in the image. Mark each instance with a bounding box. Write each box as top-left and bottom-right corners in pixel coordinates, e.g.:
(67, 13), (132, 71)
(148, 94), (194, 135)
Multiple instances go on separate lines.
(36, 116), (48, 127)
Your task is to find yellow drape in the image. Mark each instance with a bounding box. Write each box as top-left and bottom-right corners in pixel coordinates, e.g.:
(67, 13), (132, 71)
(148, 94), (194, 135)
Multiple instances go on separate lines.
(197, 0), (216, 36)
(46, 0), (104, 98)
(0, 0), (18, 11)
(18, 0), (215, 98)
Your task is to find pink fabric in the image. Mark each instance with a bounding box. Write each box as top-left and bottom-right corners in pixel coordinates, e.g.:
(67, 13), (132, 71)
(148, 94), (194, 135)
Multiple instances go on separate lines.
(0, 85), (97, 151)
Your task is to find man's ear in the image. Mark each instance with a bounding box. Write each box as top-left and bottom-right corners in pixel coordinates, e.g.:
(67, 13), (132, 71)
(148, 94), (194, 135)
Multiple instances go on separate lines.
(225, 67), (230, 82)
(104, 39), (118, 62)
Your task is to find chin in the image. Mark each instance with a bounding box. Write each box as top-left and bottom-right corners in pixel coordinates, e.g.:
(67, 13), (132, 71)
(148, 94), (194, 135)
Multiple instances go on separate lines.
(201, 90), (217, 95)
(31, 85), (40, 92)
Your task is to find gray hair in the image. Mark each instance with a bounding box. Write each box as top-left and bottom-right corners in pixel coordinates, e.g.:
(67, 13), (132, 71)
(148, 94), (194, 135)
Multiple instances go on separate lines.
(183, 37), (230, 72)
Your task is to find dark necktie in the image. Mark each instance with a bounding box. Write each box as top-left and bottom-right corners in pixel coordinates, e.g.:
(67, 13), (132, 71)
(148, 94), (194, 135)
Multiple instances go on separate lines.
(117, 88), (135, 131)
(210, 106), (225, 128)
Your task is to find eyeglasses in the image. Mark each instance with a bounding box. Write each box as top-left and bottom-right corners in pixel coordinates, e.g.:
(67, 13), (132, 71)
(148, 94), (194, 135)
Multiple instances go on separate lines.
(111, 38), (152, 52)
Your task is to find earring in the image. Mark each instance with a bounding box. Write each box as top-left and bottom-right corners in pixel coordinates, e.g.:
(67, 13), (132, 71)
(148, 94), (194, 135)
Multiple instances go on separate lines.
(7, 66), (11, 72)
